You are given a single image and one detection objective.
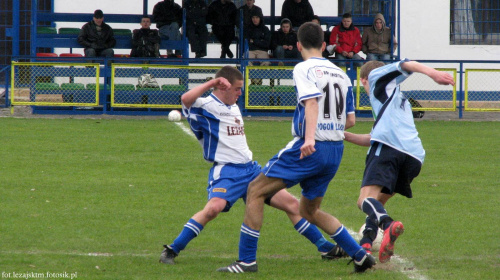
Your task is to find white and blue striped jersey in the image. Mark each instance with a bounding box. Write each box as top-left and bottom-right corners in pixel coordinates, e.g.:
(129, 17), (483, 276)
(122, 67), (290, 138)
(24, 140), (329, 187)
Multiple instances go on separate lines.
(182, 93), (252, 164)
(368, 59), (425, 163)
(292, 57), (355, 141)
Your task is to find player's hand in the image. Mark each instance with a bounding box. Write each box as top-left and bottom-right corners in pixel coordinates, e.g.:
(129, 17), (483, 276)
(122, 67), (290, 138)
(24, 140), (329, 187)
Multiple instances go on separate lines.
(300, 139), (316, 159)
(431, 71), (455, 86)
(213, 77), (231, 90)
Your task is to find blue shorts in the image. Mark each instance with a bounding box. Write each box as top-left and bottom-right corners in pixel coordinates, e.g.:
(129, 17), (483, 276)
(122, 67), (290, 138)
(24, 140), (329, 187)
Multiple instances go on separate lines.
(207, 161), (261, 212)
(362, 142), (422, 198)
(262, 137), (344, 200)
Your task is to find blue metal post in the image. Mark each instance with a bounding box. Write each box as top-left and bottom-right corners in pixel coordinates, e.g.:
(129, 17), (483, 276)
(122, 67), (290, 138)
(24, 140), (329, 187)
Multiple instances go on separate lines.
(31, 0), (38, 57)
(143, 0), (148, 16)
(12, 0), (20, 57)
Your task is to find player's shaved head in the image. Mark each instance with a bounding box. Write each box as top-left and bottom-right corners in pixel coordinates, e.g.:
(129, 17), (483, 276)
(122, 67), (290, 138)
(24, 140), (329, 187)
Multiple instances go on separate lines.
(360, 61), (385, 79)
(215, 66), (243, 85)
(297, 22), (323, 49)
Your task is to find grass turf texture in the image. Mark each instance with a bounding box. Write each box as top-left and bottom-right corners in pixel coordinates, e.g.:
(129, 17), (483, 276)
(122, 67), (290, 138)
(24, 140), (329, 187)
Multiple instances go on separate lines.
(0, 118), (498, 279)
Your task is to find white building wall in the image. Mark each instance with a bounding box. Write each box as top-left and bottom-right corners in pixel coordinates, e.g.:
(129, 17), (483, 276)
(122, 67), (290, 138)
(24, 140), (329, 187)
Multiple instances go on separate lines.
(55, 0), (500, 62)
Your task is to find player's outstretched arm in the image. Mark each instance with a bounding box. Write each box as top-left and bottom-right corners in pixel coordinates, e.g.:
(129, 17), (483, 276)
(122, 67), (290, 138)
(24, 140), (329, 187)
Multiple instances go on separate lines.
(401, 61), (455, 86)
(181, 77), (231, 108)
(344, 131), (371, 147)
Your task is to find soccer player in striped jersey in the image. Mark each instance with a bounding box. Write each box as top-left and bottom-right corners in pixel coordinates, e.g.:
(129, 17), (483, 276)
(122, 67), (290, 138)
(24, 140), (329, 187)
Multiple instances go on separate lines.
(159, 66), (347, 266)
(217, 22), (375, 274)
(344, 60), (454, 263)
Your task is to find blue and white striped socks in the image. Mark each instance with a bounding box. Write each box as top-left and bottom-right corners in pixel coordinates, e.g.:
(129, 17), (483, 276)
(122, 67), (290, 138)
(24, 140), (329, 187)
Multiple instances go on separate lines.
(170, 218), (204, 254)
(238, 223), (260, 263)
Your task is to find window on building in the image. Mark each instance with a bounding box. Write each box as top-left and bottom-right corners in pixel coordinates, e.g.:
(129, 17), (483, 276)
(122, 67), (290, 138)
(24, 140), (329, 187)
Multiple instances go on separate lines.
(450, 0), (500, 45)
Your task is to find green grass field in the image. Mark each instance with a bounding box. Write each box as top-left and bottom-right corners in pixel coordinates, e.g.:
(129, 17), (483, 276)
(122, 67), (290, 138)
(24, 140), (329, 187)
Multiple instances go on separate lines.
(0, 117), (498, 280)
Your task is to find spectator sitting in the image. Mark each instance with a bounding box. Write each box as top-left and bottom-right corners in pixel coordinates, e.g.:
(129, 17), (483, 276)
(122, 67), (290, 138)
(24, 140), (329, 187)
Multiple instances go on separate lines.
(281, 0), (314, 30)
(153, 0), (183, 57)
(362, 13), (398, 64)
(311, 15), (331, 58)
(245, 9), (271, 66)
(130, 16), (161, 58)
(184, 0), (209, 58)
(237, 0), (263, 29)
(271, 18), (300, 64)
(329, 13), (363, 68)
(77, 9), (115, 58)
(208, 0), (237, 58)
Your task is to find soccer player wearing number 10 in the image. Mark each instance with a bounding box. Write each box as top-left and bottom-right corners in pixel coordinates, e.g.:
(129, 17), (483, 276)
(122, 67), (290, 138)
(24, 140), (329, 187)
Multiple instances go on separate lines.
(217, 22), (375, 274)
(159, 66), (348, 266)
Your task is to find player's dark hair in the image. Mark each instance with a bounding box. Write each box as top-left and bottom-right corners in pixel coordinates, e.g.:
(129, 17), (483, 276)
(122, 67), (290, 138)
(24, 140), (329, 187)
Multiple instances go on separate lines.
(360, 61), (385, 79)
(297, 22), (323, 49)
(215, 66), (243, 85)
(342, 13), (352, 19)
(141, 16), (151, 20)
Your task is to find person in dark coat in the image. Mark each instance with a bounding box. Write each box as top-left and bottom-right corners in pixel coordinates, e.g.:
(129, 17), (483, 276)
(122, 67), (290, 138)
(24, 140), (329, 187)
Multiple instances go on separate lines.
(78, 9), (116, 57)
(131, 16), (161, 58)
(184, 0), (209, 58)
(271, 18), (300, 61)
(245, 8), (271, 66)
(281, 0), (314, 30)
(153, 0), (183, 57)
(237, 0), (263, 29)
(208, 0), (237, 58)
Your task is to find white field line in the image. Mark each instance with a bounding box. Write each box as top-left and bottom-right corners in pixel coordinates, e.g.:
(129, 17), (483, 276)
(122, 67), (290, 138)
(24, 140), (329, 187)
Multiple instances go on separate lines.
(174, 121), (197, 140)
(348, 227), (429, 280)
(172, 121), (430, 280)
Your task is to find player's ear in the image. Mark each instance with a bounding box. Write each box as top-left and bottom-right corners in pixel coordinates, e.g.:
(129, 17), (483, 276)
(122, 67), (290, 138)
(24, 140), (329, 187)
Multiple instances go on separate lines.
(297, 41), (302, 52)
(321, 41), (326, 52)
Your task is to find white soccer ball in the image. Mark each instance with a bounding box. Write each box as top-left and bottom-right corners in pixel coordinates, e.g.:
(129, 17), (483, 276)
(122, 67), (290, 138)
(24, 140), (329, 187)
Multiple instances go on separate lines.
(359, 223), (384, 251)
(168, 110), (182, 122)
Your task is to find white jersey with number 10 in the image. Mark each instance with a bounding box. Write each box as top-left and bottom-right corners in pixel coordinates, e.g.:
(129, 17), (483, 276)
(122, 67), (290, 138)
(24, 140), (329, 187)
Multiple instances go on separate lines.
(292, 57), (355, 141)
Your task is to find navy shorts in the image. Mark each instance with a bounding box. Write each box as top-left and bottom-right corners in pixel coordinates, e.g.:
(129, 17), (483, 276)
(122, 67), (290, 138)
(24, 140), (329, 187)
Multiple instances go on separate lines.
(262, 137), (344, 200)
(362, 142), (422, 198)
(207, 161), (261, 212)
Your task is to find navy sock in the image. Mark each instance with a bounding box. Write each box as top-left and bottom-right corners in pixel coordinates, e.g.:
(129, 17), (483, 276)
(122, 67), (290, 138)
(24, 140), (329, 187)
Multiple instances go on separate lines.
(360, 216), (379, 245)
(294, 218), (335, 253)
(331, 225), (366, 262)
(361, 197), (390, 228)
(170, 218), (203, 254)
(238, 223), (259, 263)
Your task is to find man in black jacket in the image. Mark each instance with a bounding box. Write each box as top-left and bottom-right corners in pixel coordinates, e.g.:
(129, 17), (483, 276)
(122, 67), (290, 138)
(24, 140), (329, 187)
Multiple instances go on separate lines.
(271, 18), (300, 61)
(237, 0), (263, 29)
(153, 0), (183, 57)
(245, 8), (271, 66)
(184, 0), (208, 58)
(281, 0), (315, 30)
(78, 10), (116, 57)
(131, 16), (161, 58)
(208, 0), (237, 58)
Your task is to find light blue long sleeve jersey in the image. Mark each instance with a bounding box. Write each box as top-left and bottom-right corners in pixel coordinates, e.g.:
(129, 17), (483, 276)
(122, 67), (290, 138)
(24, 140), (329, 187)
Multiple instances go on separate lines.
(368, 59), (425, 163)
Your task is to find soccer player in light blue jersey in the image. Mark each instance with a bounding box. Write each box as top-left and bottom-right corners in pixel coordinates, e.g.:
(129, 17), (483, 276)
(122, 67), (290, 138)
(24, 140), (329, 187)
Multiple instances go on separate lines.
(344, 60), (455, 263)
(159, 66), (347, 265)
(218, 22), (375, 274)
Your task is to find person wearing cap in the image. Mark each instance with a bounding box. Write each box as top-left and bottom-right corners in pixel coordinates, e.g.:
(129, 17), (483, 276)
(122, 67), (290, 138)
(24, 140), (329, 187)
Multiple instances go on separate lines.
(78, 9), (116, 58)
(271, 18), (300, 63)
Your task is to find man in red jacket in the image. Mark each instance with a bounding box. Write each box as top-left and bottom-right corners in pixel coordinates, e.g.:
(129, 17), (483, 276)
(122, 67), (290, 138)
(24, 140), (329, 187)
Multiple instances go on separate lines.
(329, 13), (363, 68)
